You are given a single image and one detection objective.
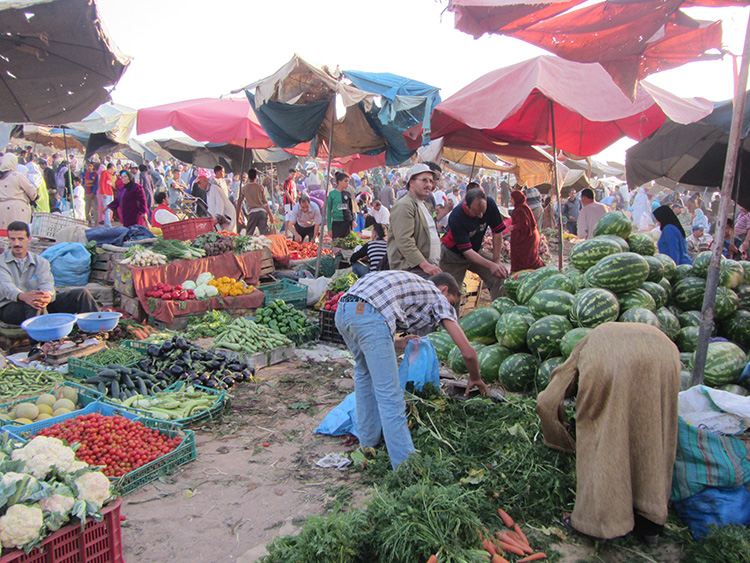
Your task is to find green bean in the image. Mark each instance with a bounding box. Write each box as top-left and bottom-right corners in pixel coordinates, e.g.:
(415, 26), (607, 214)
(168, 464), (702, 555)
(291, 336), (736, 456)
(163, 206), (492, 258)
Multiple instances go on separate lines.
(0, 367), (66, 401)
(83, 347), (142, 366)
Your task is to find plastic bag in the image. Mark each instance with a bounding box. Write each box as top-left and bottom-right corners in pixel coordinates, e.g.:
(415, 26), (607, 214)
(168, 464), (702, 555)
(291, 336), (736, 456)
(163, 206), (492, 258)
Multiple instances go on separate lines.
(398, 337), (439, 391)
(298, 276), (331, 306)
(40, 243), (91, 287)
(679, 385), (750, 435)
(314, 392), (359, 437)
(674, 486), (750, 539)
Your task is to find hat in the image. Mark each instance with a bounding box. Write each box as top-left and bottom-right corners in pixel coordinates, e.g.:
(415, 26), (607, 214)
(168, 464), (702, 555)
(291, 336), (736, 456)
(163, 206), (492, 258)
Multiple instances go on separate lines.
(692, 224), (704, 231)
(405, 163), (437, 185)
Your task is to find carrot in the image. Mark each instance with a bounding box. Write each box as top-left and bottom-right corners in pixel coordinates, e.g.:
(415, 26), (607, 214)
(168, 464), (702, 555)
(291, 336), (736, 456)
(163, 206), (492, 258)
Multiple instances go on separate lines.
(518, 554), (547, 562)
(482, 539), (497, 556)
(498, 541), (525, 556)
(497, 508), (515, 528)
(492, 555), (510, 563)
(508, 532), (533, 554)
(426, 556), (438, 563)
(497, 532), (526, 552)
(513, 524), (530, 547)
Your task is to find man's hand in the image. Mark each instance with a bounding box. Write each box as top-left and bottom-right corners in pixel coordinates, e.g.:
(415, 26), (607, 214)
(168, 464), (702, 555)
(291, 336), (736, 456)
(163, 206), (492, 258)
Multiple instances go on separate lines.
(419, 261), (442, 276)
(395, 335), (419, 350)
(465, 372), (489, 397)
(292, 232), (302, 242)
(19, 291), (51, 310)
(488, 261), (508, 279)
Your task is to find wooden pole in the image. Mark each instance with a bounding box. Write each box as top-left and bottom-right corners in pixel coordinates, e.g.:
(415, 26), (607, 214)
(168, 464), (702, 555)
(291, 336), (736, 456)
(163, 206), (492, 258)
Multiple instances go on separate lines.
(469, 152), (478, 181)
(691, 12), (750, 388)
(314, 97), (337, 278)
(550, 101), (564, 270)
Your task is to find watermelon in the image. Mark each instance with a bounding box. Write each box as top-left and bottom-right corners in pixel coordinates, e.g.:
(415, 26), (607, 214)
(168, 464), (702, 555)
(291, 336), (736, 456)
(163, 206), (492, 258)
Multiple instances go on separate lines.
(537, 274), (576, 295)
(429, 331), (455, 363)
(715, 286), (739, 321)
(653, 253), (677, 282)
(655, 307), (681, 340)
(570, 288), (620, 328)
(562, 265), (585, 289)
(569, 239), (621, 271)
(718, 384), (748, 396)
(527, 315), (573, 360)
(640, 281), (669, 309)
(627, 232), (657, 256)
(619, 307), (661, 328)
(618, 288), (657, 312)
(674, 264), (694, 281)
(516, 266), (560, 304)
(677, 310), (702, 328)
(560, 327), (592, 358)
(490, 297), (517, 315)
(643, 255), (665, 282)
(528, 289), (576, 319)
(720, 310), (750, 349)
(703, 341), (747, 386)
(537, 356), (565, 391)
(672, 277), (707, 311)
(495, 313), (530, 350)
(448, 342), (486, 374)
(504, 271), (530, 301)
(679, 352), (694, 371)
(739, 260), (750, 284)
(736, 285), (750, 310)
(594, 234), (629, 252)
(657, 277), (672, 299)
(692, 251), (723, 278)
(477, 344), (513, 383)
(505, 305), (536, 325)
(593, 210), (633, 239)
(584, 252), (650, 293)
(677, 326), (700, 352)
(498, 353), (539, 392)
(460, 307), (501, 344)
(720, 259), (745, 289)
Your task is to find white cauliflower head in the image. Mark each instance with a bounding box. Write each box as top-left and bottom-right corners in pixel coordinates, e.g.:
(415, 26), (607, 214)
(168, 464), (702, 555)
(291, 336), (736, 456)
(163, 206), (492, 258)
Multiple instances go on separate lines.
(11, 436), (77, 478)
(74, 472), (110, 508)
(0, 472), (42, 506)
(0, 504), (44, 549)
(0, 472), (37, 488)
(39, 493), (76, 531)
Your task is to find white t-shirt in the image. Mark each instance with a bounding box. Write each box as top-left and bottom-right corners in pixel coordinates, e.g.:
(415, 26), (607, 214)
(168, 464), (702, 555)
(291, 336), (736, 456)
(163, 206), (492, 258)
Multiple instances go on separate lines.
(418, 201), (441, 265)
(370, 206), (390, 225)
(433, 190), (447, 207)
(448, 193), (461, 207)
(154, 207), (179, 226)
(72, 185), (85, 220)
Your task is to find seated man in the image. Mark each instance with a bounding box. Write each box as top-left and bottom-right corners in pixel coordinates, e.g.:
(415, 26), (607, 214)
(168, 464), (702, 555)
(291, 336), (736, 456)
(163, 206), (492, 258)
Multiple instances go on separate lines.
(0, 221), (100, 326)
(150, 192), (180, 229)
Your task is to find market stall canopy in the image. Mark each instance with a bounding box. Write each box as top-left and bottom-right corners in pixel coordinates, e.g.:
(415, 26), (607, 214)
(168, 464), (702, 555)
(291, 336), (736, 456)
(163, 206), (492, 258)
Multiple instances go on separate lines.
(406, 56), (714, 157)
(18, 125), (85, 152)
(65, 103), (136, 144)
(564, 157), (626, 179)
(0, 0), (131, 124)
(625, 93), (750, 209)
(447, 0), (737, 97)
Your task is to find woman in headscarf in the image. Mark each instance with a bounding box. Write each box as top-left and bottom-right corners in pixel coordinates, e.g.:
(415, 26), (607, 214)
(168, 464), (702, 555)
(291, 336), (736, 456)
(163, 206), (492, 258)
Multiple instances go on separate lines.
(0, 153), (38, 229)
(631, 187), (652, 229)
(107, 170), (147, 228)
(509, 190), (545, 272)
(24, 161), (49, 213)
(653, 205), (692, 265)
(191, 175), (209, 217)
(692, 208), (709, 232)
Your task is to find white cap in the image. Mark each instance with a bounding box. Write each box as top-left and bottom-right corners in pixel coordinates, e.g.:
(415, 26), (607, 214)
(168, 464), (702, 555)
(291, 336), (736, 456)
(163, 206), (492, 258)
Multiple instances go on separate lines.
(405, 163), (438, 185)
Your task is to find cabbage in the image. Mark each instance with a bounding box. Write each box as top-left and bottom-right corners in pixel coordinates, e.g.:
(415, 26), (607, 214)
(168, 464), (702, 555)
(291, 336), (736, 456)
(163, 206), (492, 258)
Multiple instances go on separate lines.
(204, 285), (219, 297)
(194, 285), (206, 299)
(196, 272), (214, 286)
(182, 280), (196, 290)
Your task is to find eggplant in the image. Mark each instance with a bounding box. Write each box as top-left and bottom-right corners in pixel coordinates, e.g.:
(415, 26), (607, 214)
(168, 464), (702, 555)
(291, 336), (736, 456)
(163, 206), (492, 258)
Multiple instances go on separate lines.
(147, 345), (160, 357)
(203, 352), (215, 361)
(190, 351), (203, 361)
(221, 376), (235, 386)
(208, 360), (221, 370)
(175, 337), (189, 351)
(162, 340), (174, 353)
(138, 358), (152, 371)
(202, 380), (217, 389)
(169, 365), (185, 377)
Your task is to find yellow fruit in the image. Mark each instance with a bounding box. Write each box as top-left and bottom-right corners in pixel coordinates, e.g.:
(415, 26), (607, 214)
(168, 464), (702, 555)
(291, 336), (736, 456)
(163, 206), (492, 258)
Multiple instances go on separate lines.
(60, 387), (79, 405)
(36, 404), (53, 416)
(14, 403), (39, 421)
(52, 398), (75, 412)
(52, 408), (72, 417)
(36, 393), (56, 407)
(14, 418), (33, 425)
(35, 413), (52, 421)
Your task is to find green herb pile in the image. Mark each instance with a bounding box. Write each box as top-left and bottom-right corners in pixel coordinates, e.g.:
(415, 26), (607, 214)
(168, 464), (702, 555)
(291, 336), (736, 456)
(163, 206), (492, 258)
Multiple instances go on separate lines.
(328, 273), (358, 294)
(83, 347), (143, 367)
(185, 310), (232, 339)
(333, 232), (364, 249)
(151, 239), (206, 260)
(261, 388), (576, 563)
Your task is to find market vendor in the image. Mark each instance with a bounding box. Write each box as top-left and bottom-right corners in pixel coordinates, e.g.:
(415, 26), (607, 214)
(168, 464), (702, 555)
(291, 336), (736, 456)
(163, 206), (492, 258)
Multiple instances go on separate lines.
(0, 221), (100, 326)
(207, 166), (236, 233)
(236, 168), (274, 236)
(286, 195), (321, 242)
(335, 270), (488, 469)
(536, 323), (679, 546)
(150, 192), (180, 229)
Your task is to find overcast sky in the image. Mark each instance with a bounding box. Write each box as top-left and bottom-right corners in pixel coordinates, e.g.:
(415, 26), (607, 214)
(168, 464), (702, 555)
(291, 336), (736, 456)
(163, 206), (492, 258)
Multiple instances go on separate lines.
(97, 1), (749, 164)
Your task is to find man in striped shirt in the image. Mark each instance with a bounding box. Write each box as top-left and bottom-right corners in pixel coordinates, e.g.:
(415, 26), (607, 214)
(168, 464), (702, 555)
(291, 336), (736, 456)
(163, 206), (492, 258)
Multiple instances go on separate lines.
(335, 270), (488, 469)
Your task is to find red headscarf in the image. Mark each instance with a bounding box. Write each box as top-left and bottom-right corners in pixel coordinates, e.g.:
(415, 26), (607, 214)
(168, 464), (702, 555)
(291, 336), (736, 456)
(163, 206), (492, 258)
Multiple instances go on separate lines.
(510, 190), (545, 272)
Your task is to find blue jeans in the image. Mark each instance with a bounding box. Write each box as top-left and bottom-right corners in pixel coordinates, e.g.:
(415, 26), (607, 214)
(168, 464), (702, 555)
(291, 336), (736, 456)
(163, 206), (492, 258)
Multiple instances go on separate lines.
(101, 195), (113, 228)
(335, 301), (415, 469)
(351, 261), (369, 278)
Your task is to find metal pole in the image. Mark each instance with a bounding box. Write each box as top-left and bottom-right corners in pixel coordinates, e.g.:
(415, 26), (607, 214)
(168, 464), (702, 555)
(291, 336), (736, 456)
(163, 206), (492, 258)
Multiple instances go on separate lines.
(469, 152), (478, 181)
(314, 98), (337, 277)
(62, 128), (73, 210)
(238, 139), (247, 231)
(550, 102), (564, 270)
(692, 12), (750, 388)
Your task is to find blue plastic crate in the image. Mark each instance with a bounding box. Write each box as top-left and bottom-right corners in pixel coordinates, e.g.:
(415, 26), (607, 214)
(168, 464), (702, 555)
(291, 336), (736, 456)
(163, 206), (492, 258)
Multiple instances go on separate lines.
(0, 382), (105, 425)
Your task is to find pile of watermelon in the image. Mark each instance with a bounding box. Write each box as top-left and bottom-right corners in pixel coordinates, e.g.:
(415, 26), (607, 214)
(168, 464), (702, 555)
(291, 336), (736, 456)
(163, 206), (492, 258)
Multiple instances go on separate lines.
(432, 210), (750, 396)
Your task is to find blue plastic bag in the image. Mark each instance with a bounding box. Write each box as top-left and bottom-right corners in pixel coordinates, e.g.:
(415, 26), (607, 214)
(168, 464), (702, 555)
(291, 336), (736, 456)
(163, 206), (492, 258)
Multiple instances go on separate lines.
(674, 486), (750, 539)
(314, 392), (359, 437)
(40, 243), (91, 287)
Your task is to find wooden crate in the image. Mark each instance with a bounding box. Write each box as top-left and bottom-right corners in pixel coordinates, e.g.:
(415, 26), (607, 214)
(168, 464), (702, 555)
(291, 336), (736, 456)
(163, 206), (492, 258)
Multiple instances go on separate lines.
(459, 272), (483, 313)
(260, 247), (274, 278)
(113, 262), (136, 297)
(119, 294), (146, 321)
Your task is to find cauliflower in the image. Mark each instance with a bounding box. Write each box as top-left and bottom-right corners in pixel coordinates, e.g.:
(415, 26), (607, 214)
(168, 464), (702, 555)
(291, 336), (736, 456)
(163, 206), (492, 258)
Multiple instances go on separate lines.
(11, 436), (77, 478)
(0, 472), (42, 506)
(0, 472), (37, 488)
(39, 493), (76, 531)
(0, 504), (44, 548)
(67, 460), (88, 472)
(74, 472), (110, 508)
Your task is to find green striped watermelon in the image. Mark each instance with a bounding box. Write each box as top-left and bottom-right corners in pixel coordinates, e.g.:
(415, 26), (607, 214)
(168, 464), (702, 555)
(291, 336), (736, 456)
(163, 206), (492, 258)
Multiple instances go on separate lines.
(736, 285), (750, 310)
(495, 313), (530, 350)
(627, 233), (657, 256)
(703, 341), (746, 386)
(640, 281), (668, 309)
(674, 264), (694, 281)
(677, 310), (702, 328)
(619, 307), (661, 328)
(680, 370), (693, 391)
(658, 277), (672, 299)
(672, 277), (707, 310)
(569, 239), (622, 271)
(448, 342), (486, 374)
(654, 253), (677, 282)
(593, 210), (633, 239)
(528, 289), (576, 319)
(677, 326), (700, 353)
(643, 255), (665, 282)
(477, 344), (513, 383)
(679, 352), (694, 371)
(527, 315), (573, 360)
(655, 307), (681, 341)
(562, 265), (585, 289)
(571, 288), (620, 328)
(490, 297), (517, 315)
(560, 327), (592, 358)
(498, 353), (539, 392)
(537, 356), (565, 391)
(505, 305), (536, 325)
(720, 310), (750, 349)
(739, 260), (750, 284)
(429, 331), (455, 363)
(516, 266), (560, 304)
(718, 384), (749, 396)
(692, 251), (723, 278)
(594, 234), (629, 252)
(618, 288), (657, 312)
(537, 274), (576, 295)
(459, 307), (501, 344)
(715, 286), (739, 320)
(720, 259), (745, 289)
(504, 271), (531, 301)
(584, 252), (650, 293)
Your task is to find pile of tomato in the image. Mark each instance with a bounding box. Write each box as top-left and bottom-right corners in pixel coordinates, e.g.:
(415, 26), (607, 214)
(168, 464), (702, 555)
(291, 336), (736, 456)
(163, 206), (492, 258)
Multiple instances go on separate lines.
(287, 241), (331, 260)
(323, 292), (345, 312)
(145, 282), (197, 301)
(36, 413), (183, 477)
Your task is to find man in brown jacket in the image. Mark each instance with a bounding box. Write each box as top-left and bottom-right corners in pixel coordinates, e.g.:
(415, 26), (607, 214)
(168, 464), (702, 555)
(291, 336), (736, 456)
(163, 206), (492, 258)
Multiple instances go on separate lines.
(387, 164), (442, 277)
(236, 168), (274, 235)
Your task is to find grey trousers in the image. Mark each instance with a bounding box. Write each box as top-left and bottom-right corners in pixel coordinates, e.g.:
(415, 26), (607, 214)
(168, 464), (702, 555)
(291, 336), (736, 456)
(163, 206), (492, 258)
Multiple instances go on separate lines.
(439, 246), (506, 302)
(245, 209), (269, 235)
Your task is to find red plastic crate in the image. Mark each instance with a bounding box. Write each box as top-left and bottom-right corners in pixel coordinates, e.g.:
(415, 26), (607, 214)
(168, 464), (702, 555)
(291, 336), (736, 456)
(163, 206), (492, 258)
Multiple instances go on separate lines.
(0, 498), (124, 563)
(161, 217), (214, 241)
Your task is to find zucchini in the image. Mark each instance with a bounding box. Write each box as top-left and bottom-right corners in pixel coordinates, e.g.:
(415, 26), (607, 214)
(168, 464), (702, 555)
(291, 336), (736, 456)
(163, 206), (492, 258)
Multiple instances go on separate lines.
(97, 369), (119, 380)
(110, 380), (120, 398)
(122, 373), (135, 390)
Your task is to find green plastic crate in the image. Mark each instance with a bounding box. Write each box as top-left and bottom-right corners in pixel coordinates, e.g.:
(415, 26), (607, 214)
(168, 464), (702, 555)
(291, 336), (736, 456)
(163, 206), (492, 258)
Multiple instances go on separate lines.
(0, 382), (104, 425)
(260, 279), (308, 309)
(67, 340), (149, 381)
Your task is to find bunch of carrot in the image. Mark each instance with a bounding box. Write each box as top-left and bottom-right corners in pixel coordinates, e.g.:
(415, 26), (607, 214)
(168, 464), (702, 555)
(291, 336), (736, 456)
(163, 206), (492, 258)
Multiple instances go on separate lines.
(124, 322), (158, 340)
